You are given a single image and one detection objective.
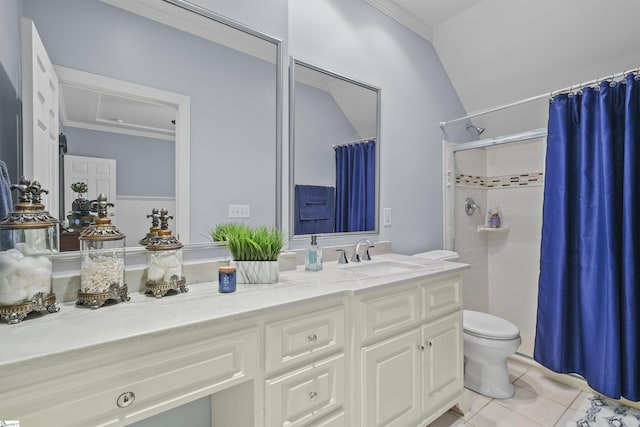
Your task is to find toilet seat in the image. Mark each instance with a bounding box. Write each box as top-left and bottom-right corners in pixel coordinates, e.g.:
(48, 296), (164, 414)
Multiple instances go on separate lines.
(464, 310), (519, 340)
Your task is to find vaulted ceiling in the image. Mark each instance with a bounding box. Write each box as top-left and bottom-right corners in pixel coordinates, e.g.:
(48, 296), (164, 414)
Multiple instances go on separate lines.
(364, 0), (640, 139)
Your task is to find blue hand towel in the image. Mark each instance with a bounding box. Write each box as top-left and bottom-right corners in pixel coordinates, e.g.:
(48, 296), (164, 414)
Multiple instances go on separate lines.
(295, 185), (335, 235)
(0, 160), (15, 250)
(0, 160), (12, 220)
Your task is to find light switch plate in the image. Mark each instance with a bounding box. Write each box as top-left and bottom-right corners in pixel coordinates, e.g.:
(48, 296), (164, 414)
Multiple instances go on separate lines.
(228, 204), (250, 218)
(383, 208), (392, 226)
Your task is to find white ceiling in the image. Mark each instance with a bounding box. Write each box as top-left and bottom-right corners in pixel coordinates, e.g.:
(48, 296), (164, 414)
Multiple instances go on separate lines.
(364, 0), (640, 140)
(59, 84), (176, 140)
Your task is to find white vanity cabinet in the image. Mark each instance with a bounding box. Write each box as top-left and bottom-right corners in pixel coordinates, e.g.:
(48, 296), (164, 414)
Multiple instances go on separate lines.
(0, 325), (260, 427)
(0, 255), (467, 427)
(356, 273), (465, 427)
(264, 301), (348, 427)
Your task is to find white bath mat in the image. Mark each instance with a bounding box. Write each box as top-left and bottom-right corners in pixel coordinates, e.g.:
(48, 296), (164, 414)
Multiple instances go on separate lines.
(568, 394), (640, 427)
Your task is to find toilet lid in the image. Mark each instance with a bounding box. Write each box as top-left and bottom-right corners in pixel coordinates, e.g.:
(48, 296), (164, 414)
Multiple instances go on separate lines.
(463, 310), (520, 340)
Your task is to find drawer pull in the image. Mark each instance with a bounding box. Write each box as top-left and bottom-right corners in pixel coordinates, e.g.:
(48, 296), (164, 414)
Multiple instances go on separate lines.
(307, 333), (318, 343)
(117, 391), (135, 408)
(308, 391), (318, 401)
(418, 344), (425, 351)
(427, 341), (433, 347)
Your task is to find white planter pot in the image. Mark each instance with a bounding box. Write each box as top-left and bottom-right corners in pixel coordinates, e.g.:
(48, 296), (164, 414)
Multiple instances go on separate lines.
(232, 261), (279, 284)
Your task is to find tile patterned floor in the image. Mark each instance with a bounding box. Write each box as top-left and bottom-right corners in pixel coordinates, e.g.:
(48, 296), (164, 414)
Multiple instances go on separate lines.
(428, 358), (589, 427)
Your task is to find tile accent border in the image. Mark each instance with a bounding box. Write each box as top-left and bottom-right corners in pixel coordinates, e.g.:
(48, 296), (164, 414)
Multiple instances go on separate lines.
(456, 172), (544, 188)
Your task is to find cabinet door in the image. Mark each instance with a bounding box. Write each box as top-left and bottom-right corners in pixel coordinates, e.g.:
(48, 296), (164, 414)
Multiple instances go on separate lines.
(421, 311), (463, 414)
(362, 329), (421, 427)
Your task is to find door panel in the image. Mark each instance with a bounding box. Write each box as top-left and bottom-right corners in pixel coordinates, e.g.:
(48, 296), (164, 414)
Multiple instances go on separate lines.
(22, 18), (59, 212)
(422, 311), (463, 414)
(63, 155), (116, 215)
(362, 329), (421, 427)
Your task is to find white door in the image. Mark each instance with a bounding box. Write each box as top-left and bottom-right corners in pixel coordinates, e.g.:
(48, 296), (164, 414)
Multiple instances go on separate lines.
(362, 329), (421, 427)
(421, 311), (463, 414)
(63, 155), (116, 217)
(22, 18), (59, 214)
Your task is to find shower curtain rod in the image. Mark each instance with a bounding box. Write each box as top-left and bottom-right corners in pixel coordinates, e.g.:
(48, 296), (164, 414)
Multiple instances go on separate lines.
(447, 127), (548, 152)
(439, 66), (640, 128)
(332, 137), (376, 148)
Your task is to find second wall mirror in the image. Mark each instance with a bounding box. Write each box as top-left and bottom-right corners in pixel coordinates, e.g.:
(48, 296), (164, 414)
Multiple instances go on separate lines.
(289, 58), (380, 238)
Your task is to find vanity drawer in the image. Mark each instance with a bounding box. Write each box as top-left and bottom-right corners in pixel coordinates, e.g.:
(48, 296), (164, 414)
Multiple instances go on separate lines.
(421, 275), (462, 321)
(265, 305), (345, 374)
(5, 328), (259, 427)
(307, 410), (346, 427)
(358, 286), (420, 341)
(265, 353), (345, 427)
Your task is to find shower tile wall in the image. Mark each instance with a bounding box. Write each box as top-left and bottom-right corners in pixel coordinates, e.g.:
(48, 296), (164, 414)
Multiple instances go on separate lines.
(453, 149), (489, 313)
(452, 138), (545, 357)
(486, 138), (545, 357)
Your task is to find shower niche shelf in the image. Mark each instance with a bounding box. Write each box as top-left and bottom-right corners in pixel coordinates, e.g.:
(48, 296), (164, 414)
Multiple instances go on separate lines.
(477, 225), (509, 232)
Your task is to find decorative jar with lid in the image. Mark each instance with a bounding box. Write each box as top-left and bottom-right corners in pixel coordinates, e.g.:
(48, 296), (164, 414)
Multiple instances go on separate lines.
(145, 208), (187, 298)
(0, 177), (60, 324)
(138, 207), (161, 246)
(77, 194), (129, 308)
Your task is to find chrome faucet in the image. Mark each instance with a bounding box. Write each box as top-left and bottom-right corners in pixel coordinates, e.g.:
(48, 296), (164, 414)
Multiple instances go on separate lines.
(351, 238), (375, 262)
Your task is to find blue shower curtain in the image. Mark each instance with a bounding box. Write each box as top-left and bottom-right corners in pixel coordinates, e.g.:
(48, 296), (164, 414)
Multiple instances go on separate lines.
(535, 74), (640, 401)
(335, 140), (375, 232)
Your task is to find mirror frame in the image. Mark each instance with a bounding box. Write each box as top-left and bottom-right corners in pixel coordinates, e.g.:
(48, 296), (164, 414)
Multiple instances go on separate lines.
(23, 0), (284, 261)
(288, 57), (380, 240)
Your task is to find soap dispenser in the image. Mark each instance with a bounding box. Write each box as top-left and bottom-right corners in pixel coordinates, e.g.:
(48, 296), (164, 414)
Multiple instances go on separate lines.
(305, 234), (323, 271)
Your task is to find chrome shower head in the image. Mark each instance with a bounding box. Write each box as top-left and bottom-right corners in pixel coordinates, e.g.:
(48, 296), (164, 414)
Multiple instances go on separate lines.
(466, 124), (485, 136)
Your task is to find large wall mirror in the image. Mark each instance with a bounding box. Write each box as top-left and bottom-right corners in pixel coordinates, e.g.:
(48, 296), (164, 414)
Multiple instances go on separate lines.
(13, 0), (281, 251)
(289, 58), (380, 238)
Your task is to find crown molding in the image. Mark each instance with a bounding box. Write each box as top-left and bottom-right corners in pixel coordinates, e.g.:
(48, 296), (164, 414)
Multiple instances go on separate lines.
(361, 0), (433, 42)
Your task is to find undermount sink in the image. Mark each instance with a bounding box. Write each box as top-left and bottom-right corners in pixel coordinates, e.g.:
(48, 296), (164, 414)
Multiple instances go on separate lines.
(344, 260), (425, 277)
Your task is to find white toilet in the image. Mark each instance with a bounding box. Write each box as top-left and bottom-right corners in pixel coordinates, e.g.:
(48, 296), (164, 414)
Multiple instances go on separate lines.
(412, 250), (522, 399)
(463, 310), (521, 398)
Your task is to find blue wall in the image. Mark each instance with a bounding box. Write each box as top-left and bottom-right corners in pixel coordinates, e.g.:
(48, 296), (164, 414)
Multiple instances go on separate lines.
(294, 82), (360, 187)
(61, 126), (175, 197)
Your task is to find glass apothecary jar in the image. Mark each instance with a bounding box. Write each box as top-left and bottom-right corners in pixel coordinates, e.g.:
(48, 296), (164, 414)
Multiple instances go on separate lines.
(77, 194), (129, 309)
(145, 208), (187, 298)
(0, 177), (60, 324)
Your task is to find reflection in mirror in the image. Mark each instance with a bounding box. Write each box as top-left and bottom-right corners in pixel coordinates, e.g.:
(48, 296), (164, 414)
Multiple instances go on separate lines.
(19, 0), (280, 250)
(290, 58), (380, 237)
(56, 65), (185, 247)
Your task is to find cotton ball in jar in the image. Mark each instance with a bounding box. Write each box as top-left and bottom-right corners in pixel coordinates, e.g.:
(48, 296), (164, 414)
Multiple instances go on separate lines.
(163, 267), (182, 282)
(31, 267), (52, 294)
(7, 248), (24, 260)
(0, 251), (19, 276)
(35, 255), (53, 271)
(157, 252), (180, 268)
(0, 275), (12, 304)
(16, 256), (38, 277)
(0, 285), (29, 305)
(147, 264), (165, 282)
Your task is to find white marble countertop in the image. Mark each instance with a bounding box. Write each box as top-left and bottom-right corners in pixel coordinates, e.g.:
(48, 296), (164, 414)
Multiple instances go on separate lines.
(0, 253), (467, 367)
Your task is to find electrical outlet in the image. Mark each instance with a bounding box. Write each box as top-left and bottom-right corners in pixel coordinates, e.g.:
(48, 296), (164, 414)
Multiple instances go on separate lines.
(383, 208), (392, 226)
(228, 204), (250, 218)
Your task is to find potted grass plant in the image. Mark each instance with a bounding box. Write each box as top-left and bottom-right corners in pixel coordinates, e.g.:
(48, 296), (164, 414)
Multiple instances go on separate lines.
(211, 223), (285, 284)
